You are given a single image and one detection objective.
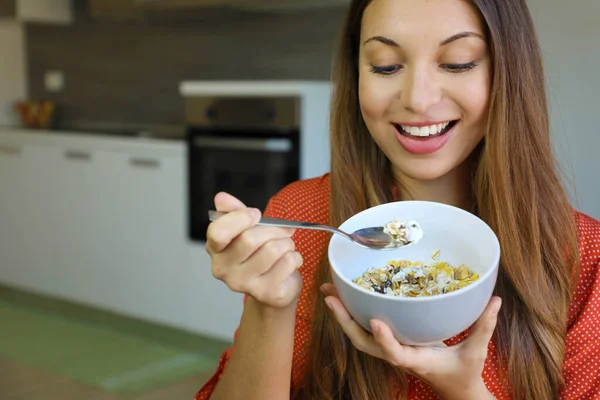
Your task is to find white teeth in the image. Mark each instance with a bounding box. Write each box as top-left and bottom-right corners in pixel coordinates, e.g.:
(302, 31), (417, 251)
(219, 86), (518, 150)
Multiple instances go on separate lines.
(400, 121), (452, 137)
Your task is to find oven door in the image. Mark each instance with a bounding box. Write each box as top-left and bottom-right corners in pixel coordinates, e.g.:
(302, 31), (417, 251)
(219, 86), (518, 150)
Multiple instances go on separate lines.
(188, 133), (299, 242)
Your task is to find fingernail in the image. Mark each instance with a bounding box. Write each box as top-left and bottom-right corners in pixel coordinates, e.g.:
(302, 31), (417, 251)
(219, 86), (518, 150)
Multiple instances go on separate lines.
(370, 320), (380, 334)
(250, 208), (261, 219)
(324, 298), (333, 310)
(492, 300), (502, 316)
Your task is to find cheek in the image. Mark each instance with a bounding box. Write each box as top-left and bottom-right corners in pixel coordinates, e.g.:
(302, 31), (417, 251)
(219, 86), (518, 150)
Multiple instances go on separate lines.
(460, 71), (491, 127)
(359, 73), (396, 122)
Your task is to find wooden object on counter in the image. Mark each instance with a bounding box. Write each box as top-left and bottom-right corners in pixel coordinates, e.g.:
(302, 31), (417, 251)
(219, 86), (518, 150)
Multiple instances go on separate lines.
(15, 100), (56, 129)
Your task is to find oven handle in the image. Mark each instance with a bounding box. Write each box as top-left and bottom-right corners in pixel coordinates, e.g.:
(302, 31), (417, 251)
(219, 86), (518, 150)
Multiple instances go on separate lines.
(193, 137), (292, 152)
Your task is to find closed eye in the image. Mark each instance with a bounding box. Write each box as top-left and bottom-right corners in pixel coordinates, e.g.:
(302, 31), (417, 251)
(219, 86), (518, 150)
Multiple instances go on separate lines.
(441, 61), (478, 73)
(370, 65), (402, 75)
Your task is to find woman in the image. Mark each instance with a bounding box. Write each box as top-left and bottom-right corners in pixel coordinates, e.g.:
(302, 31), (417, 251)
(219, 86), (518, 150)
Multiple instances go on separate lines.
(195, 0), (600, 399)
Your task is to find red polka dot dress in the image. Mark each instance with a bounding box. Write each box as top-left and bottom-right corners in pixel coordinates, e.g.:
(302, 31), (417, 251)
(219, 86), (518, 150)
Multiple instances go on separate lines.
(195, 174), (600, 400)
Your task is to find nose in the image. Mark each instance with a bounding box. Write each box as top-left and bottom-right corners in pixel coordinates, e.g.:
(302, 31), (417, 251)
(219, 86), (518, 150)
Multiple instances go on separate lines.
(399, 67), (442, 114)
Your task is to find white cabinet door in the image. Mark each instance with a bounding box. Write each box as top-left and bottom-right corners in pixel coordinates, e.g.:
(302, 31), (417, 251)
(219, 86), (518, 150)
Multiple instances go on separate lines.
(17, 144), (64, 292)
(104, 151), (192, 327)
(48, 147), (121, 306)
(107, 150), (244, 338)
(0, 143), (117, 301)
(0, 143), (74, 295)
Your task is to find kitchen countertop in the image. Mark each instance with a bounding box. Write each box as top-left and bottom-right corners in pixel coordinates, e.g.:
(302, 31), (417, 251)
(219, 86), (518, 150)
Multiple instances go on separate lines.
(0, 127), (185, 157)
(0, 121), (187, 141)
(179, 80), (332, 97)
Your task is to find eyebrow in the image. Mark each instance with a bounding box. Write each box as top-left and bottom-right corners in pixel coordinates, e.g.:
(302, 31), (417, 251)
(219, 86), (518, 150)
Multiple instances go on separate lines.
(362, 31), (485, 47)
(440, 31), (484, 46)
(363, 36), (400, 47)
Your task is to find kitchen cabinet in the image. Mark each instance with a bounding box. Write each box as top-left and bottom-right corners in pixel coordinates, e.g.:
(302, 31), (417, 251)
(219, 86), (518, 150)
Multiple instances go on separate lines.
(88, 0), (350, 19)
(0, 141), (118, 302)
(88, 0), (144, 20)
(48, 148), (121, 307)
(102, 150), (191, 325)
(0, 0), (72, 24)
(18, 145), (64, 292)
(0, 129), (243, 341)
(136, 0), (351, 9)
(88, 0), (235, 20)
(0, 143), (61, 292)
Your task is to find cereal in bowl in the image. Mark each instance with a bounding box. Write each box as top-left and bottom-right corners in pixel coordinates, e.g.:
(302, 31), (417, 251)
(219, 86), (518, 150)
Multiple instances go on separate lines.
(352, 251), (479, 297)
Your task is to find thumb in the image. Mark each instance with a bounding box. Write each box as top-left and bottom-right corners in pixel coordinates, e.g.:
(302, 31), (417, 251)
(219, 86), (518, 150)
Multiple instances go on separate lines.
(214, 192), (248, 212)
(463, 296), (502, 353)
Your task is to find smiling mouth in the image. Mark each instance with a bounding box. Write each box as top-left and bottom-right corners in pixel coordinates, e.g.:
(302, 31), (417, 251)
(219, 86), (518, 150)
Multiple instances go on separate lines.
(393, 120), (459, 139)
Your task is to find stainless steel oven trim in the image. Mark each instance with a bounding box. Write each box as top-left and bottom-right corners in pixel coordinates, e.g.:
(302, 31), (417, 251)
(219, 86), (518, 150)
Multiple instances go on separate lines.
(193, 137), (293, 152)
(185, 96), (300, 129)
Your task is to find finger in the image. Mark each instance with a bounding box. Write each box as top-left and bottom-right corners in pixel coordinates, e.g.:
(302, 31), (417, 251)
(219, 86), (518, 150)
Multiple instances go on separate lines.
(250, 251), (303, 303)
(214, 192), (296, 236)
(214, 192), (246, 211)
(259, 250), (303, 282)
(238, 235), (296, 275)
(370, 319), (419, 369)
(211, 227), (294, 282)
(462, 296), (502, 354)
(319, 283), (339, 298)
(206, 208), (261, 254)
(232, 225), (295, 263)
(325, 296), (380, 356)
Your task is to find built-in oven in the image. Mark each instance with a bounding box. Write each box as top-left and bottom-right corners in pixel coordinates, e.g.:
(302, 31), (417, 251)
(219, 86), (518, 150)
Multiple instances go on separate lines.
(186, 96), (300, 242)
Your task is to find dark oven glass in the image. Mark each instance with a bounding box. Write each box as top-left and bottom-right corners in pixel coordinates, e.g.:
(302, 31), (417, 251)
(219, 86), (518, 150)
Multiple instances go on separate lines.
(187, 128), (300, 242)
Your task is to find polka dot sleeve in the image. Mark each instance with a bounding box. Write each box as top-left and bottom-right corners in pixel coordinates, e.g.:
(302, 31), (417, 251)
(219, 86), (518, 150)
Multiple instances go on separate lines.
(560, 212), (600, 400)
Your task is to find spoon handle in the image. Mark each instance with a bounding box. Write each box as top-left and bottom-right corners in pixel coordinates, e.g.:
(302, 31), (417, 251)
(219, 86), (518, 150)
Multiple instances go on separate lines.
(208, 210), (346, 236)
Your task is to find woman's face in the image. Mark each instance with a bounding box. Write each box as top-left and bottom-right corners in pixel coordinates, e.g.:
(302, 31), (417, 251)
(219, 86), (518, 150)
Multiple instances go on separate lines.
(358, 0), (491, 182)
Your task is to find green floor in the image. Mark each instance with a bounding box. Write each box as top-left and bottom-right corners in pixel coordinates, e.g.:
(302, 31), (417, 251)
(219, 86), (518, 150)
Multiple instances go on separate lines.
(0, 285), (230, 395)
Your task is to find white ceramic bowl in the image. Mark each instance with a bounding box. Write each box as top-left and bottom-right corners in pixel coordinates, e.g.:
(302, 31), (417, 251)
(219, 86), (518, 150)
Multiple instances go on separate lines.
(328, 201), (500, 346)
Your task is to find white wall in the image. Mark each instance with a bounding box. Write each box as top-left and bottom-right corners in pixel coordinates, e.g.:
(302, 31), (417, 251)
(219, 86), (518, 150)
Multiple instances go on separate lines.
(529, 0), (600, 220)
(0, 21), (26, 126)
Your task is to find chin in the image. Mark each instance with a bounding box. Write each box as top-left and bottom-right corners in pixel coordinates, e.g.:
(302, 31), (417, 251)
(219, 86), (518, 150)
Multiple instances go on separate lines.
(393, 161), (456, 182)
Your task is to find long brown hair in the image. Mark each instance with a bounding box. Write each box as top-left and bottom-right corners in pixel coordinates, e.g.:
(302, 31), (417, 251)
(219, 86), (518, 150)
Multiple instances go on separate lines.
(293, 0), (580, 399)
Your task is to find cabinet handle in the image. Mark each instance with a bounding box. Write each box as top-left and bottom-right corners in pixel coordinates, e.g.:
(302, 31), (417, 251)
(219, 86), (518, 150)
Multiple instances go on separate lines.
(0, 145), (21, 155)
(130, 157), (160, 169)
(64, 150), (92, 162)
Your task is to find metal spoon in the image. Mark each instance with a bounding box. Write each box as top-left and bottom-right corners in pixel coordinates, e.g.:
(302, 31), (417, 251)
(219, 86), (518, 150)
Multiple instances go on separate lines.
(208, 210), (423, 250)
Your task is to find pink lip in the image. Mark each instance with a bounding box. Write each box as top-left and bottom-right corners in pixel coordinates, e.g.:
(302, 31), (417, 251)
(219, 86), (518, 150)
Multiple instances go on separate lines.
(394, 122), (457, 155)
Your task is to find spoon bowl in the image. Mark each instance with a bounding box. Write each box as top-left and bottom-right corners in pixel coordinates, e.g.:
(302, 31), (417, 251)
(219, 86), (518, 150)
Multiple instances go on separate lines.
(207, 210), (423, 250)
